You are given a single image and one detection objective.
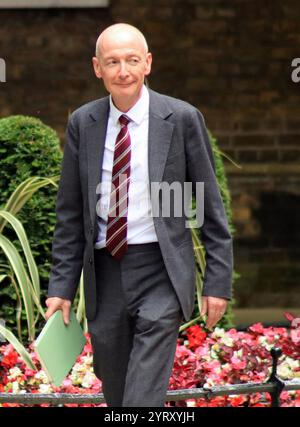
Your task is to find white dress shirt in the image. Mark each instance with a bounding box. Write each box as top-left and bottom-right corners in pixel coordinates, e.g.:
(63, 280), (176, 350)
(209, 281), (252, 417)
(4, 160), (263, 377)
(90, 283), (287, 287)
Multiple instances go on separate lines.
(94, 84), (158, 249)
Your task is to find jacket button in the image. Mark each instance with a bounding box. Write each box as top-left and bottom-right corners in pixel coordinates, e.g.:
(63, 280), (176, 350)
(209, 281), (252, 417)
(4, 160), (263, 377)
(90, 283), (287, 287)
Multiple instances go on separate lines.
(90, 227), (93, 235)
(89, 257), (93, 265)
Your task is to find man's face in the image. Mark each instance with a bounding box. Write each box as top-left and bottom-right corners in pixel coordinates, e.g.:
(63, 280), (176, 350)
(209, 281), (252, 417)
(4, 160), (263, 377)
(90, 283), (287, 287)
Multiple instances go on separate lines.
(92, 31), (152, 110)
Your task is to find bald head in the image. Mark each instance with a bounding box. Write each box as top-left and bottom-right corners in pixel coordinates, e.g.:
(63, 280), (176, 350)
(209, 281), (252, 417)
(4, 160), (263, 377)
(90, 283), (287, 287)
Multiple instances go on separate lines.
(92, 23), (152, 112)
(95, 23), (148, 59)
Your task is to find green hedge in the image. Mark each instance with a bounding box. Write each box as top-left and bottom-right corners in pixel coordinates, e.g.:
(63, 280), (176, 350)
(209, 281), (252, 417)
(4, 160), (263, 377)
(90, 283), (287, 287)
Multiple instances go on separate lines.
(209, 131), (237, 328)
(0, 115), (62, 342)
(190, 130), (237, 330)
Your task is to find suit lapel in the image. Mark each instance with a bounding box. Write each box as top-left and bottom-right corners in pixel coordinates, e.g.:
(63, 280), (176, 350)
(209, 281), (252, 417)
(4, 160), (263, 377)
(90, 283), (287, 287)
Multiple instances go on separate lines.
(148, 89), (174, 184)
(85, 97), (109, 226)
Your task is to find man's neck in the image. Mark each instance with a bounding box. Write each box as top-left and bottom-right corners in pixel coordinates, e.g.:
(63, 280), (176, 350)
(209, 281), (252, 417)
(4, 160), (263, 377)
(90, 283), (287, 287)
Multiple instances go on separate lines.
(112, 88), (144, 113)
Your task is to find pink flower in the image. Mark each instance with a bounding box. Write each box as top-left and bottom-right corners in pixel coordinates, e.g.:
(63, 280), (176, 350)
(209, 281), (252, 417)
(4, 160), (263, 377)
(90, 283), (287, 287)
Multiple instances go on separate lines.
(291, 329), (300, 345)
(284, 311), (295, 323)
(83, 342), (93, 354)
(248, 323), (265, 334)
(230, 356), (247, 370)
(62, 379), (73, 388)
(24, 368), (36, 377)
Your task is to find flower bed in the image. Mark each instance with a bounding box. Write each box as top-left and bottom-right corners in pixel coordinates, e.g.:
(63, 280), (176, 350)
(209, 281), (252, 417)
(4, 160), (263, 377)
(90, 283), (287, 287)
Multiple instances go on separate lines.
(0, 319), (299, 407)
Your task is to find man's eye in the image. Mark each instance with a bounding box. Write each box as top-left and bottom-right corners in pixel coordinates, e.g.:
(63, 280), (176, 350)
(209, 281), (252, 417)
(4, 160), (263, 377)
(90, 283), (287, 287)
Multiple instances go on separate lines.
(107, 60), (117, 66)
(128, 58), (139, 65)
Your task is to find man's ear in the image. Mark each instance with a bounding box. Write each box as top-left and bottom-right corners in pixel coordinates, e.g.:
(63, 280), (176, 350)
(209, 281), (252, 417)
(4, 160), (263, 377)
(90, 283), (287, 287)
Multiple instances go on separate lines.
(144, 52), (152, 77)
(92, 56), (102, 79)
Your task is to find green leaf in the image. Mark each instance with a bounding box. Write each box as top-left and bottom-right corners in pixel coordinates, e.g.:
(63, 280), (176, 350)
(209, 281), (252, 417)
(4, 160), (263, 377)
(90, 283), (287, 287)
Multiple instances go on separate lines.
(8, 274), (23, 343)
(76, 271), (84, 322)
(0, 210), (40, 299)
(0, 176), (59, 232)
(179, 315), (202, 333)
(0, 234), (35, 341)
(0, 323), (37, 370)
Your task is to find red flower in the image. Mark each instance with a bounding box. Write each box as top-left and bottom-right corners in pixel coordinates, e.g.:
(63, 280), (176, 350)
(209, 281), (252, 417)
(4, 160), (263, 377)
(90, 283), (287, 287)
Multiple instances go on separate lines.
(186, 325), (207, 350)
(229, 395), (248, 407)
(2, 403), (21, 407)
(1, 352), (19, 368)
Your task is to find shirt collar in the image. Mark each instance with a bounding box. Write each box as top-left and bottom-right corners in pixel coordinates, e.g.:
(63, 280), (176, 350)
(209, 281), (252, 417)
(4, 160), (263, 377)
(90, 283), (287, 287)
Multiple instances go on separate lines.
(109, 84), (149, 126)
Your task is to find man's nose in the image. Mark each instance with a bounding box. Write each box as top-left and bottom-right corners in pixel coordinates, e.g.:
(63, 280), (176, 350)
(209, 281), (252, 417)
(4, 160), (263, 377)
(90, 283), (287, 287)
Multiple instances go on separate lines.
(119, 61), (130, 78)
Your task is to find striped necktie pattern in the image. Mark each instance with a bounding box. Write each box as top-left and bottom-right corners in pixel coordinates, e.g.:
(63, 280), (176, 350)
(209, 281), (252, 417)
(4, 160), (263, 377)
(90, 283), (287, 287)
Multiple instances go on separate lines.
(105, 114), (131, 260)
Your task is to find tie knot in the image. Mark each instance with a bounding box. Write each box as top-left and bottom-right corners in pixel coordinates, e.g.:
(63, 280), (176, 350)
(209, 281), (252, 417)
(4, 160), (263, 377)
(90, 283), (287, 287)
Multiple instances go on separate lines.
(119, 114), (130, 127)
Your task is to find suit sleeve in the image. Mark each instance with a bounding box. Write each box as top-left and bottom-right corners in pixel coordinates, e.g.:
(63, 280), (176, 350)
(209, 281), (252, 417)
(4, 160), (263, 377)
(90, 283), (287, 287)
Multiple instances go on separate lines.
(185, 108), (233, 299)
(47, 113), (85, 301)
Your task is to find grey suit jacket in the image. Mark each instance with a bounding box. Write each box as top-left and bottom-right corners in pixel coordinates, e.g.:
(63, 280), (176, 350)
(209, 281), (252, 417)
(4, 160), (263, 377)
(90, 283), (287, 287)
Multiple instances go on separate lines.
(47, 88), (233, 322)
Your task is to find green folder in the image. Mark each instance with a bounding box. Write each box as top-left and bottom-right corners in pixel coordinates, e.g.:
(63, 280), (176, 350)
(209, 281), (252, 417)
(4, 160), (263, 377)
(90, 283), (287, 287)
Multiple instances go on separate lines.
(34, 309), (86, 387)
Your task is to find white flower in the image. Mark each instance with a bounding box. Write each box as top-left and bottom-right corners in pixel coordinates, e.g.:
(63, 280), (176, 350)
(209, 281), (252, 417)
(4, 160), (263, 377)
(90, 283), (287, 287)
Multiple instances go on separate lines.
(8, 367), (22, 380)
(69, 371), (78, 380)
(210, 349), (219, 359)
(284, 358), (299, 370)
(12, 381), (20, 393)
(212, 343), (220, 352)
(35, 370), (50, 384)
(186, 399), (196, 407)
(84, 355), (93, 366)
(266, 343), (273, 351)
(201, 353), (211, 362)
(278, 358), (300, 379)
(71, 363), (82, 373)
(72, 361), (88, 374)
(222, 363), (231, 372)
(258, 337), (272, 351)
(81, 371), (95, 388)
(277, 365), (292, 379)
(235, 349), (243, 358)
(212, 328), (226, 339)
(205, 378), (216, 387)
(39, 383), (53, 393)
(69, 371), (82, 385)
(221, 336), (234, 347)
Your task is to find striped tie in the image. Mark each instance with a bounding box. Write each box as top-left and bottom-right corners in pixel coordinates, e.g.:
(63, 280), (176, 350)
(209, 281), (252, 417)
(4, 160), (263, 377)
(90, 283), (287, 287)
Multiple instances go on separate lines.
(106, 114), (131, 260)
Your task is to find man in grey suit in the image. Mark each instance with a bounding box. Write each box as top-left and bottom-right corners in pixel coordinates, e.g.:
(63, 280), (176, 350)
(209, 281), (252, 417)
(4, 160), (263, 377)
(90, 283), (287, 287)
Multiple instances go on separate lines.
(45, 23), (233, 407)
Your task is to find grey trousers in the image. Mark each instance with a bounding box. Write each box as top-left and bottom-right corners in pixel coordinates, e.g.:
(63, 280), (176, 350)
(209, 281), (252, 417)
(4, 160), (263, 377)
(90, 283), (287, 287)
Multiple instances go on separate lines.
(87, 242), (183, 407)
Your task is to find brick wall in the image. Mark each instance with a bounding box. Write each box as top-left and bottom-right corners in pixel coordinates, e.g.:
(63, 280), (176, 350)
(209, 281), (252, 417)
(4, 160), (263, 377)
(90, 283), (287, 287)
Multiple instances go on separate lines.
(1, 0), (299, 311)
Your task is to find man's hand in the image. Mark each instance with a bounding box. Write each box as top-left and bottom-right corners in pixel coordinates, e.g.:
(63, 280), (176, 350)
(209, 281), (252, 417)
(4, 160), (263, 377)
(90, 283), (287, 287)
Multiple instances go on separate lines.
(45, 297), (71, 325)
(200, 296), (228, 330)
